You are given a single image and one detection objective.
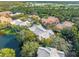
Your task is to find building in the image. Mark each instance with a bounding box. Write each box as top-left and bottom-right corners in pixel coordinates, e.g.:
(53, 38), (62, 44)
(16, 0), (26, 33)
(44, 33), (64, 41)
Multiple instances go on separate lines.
(11, 19), (31, 27)
(54, 23), (64, 30)
(54, 21), (74, 30)
(10, 12), (23, 16)
(0, 11), (12, 15)
(0, 11), (12, 24)
(41, 16), (60, 25)
(28, 24), (54, 40)
(11, 19), (23, 25)
(63, 21), (74, 28)
(20, 21), (31, 27)
(37, 47), (65, 57)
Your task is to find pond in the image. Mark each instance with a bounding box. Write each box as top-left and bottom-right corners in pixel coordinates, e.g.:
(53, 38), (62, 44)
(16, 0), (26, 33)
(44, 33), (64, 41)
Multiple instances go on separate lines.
(0, 35), (20, 57)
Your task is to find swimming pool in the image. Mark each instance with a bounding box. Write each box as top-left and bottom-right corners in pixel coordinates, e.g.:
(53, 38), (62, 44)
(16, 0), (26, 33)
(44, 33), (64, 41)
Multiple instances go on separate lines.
(0, 35), (20, 57)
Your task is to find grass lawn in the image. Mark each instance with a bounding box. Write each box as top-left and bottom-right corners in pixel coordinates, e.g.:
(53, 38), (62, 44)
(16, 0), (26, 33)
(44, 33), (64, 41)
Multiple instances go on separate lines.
(0, 28), (16, 35)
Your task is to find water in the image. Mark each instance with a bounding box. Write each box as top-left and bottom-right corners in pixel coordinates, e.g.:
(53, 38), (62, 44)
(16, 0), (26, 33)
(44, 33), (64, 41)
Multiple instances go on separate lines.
(0, 35), (20, 57)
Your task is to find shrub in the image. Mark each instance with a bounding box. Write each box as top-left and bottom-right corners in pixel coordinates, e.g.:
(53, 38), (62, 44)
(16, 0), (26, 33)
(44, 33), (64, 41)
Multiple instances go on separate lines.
(21, 42), (39, 57)
(40, 38), (53, 47)
(0, 48), (16, 57)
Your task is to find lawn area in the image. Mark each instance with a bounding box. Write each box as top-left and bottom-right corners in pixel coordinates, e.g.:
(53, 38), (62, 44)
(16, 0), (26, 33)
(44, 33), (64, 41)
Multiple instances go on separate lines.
(0, 28), (16, 35)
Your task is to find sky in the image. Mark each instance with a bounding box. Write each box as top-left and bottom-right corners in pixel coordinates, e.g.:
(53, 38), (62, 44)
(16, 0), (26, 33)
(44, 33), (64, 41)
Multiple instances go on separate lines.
(0, 0), (79, 1)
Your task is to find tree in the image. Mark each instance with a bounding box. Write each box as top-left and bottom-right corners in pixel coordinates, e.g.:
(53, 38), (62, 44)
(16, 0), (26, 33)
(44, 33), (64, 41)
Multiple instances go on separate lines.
(0, 48), (16, 57)
(16, 29), (37, 43)
(21, 42), (39, 57)
(30, 15), (40, 25)
(71, 24), (79, 56)
(60, 24), (79, 56)
(12, 13), (29, 21)
(0, 23), (6, 29)
(60, 29), (74, 42)
(52, 36), (70, 55)
(40, 38), (53, 47)
(60, 26), (78, 56)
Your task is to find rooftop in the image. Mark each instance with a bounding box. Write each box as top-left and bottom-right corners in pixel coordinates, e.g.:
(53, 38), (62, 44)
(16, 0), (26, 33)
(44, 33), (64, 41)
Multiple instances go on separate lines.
(42, 16), (60, 25)
(29, 24), (54, 40)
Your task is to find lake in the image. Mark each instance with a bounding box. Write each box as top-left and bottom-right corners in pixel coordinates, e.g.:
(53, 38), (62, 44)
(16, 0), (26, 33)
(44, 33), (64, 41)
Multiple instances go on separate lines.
(0, 35), (20, 57)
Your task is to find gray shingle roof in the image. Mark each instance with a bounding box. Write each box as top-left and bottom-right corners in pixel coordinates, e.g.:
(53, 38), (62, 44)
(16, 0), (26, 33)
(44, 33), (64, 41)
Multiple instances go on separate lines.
(29, 24), (54, 39)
